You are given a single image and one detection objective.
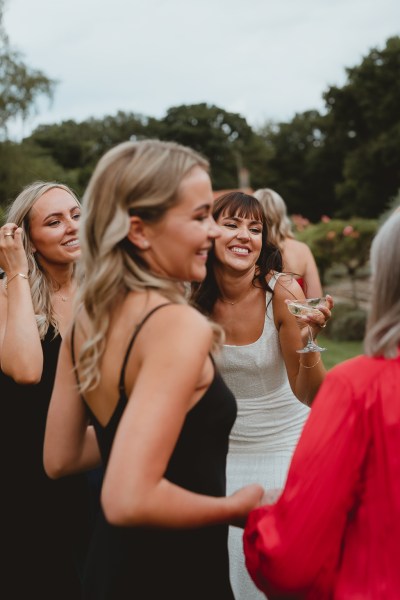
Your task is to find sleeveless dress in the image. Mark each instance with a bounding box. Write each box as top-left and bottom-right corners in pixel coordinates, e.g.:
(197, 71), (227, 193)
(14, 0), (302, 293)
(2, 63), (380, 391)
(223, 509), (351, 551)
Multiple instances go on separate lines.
(214, 273), (310, 600)
(2, 325), (93, 599)
(79, 304), (237, 599)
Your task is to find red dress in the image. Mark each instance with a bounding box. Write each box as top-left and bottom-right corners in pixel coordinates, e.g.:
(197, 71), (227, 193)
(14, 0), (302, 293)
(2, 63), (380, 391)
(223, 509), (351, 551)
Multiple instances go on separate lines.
(244, 352), (400, 599)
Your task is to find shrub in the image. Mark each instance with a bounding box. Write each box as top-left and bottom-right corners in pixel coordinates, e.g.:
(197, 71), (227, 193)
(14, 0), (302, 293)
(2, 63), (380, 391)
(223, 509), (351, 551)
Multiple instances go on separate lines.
(324, 302), (367, 341)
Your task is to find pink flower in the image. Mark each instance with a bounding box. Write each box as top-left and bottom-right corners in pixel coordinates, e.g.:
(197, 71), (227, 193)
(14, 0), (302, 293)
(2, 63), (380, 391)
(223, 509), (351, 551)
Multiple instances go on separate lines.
(343, 225), (354, 236)
(321, 215), (331, 223)
(326, 231), (336, 240)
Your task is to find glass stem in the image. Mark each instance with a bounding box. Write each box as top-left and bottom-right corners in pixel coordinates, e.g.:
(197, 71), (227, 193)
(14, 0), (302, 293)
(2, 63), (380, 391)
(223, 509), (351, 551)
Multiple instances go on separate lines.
(307, 325), (314, 346)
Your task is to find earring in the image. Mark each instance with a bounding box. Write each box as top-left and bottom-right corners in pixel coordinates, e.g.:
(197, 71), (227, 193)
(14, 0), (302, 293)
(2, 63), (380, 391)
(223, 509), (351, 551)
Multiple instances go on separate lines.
(142, 240), (150, 249)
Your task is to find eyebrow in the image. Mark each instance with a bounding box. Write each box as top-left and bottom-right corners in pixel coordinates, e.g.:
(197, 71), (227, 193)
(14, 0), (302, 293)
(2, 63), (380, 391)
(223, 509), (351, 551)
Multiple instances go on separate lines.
(222, 215), (262, 225)
(193, 203), (212, 213)
(43, 207), (80, 222)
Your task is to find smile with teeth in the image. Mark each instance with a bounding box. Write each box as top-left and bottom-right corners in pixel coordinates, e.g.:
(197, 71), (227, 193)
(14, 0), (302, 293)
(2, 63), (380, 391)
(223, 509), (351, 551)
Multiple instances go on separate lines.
(229, 246), (250, 255)
(63, 239), (79, 247)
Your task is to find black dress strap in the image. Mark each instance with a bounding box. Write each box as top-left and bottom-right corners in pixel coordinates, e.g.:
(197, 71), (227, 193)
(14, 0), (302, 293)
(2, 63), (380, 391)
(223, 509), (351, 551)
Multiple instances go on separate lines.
(118, 303), (173, 395)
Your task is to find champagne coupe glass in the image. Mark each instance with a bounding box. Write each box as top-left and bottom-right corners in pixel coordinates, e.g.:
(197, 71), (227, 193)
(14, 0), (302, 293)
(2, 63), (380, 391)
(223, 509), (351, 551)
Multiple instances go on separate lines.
(287, 297), (327, 353)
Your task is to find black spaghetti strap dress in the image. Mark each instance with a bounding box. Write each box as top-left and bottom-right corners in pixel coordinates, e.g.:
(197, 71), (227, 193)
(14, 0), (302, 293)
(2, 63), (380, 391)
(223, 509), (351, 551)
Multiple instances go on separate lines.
(2, 325), (93, 599)
(79, 304), (237, 599)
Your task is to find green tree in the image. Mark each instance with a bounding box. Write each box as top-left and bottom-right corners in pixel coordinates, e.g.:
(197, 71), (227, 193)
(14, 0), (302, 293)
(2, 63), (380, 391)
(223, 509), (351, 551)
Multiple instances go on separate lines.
(0, 0), (55, 138)
(259, 36), (400, 220)
(159, 103), (271, 190)
(322, 36), (400, 217)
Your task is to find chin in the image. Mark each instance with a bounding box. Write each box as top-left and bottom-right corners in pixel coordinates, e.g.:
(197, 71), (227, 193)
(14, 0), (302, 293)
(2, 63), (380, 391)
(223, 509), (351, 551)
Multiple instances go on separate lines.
(190, 268), (207, 283)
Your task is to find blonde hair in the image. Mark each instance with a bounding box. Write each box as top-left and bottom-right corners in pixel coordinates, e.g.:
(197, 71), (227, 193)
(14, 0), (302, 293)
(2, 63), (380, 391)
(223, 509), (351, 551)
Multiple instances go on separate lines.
(77, 139), (217, 392)
(253, 188), (294, 248)
(364, 212), (400, 358)
(5, 181), (80, 339)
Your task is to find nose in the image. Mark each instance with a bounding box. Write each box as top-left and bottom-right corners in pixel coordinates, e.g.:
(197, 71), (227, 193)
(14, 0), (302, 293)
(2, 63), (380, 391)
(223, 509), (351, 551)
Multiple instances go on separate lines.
(66, 216), (79, 233)
(236, 225), (250, 241)
(208, 215), (221, 239)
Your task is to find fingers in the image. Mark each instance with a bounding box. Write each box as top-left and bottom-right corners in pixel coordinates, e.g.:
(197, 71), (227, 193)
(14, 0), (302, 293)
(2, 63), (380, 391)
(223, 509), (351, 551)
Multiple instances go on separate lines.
(1, 223), (20, 241)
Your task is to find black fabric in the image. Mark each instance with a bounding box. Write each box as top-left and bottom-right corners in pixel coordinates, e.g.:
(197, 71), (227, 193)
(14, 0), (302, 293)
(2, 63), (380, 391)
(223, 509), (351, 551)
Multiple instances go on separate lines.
(80, 304), (237, 599)
(2, 325), (93, 600)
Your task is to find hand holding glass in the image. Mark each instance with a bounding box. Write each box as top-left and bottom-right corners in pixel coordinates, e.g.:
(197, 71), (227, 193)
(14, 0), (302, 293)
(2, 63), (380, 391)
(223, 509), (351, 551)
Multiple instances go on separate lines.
(287, 297), (328, 353)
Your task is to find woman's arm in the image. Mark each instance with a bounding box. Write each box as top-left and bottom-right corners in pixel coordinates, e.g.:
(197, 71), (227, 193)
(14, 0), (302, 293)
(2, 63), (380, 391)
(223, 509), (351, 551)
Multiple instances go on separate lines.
(0, 225), (43, 383)
(302, 244), (323, 298)
(44, 330), (102, 477)
(244, 369), (368, 597)
(101, 304), (264, 529)
(272, 276), (331, 405)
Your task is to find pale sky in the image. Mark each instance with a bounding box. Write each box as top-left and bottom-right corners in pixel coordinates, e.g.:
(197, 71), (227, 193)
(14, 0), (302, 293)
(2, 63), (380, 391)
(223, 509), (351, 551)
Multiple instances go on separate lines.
(4, 0), (400, 139)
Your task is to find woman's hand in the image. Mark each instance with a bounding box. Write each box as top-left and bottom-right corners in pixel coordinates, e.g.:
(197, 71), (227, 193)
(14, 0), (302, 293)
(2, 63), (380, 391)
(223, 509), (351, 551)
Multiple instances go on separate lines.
(0, 223), (29, 278)
(287, 294), (333, 345)
(229, 483), (265, 528)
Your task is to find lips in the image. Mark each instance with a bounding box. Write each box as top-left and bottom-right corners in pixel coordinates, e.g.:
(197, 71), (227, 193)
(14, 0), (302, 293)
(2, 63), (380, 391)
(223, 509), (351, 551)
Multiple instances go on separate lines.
(228, 245), (250, 255)
(63, 239), (80, 247)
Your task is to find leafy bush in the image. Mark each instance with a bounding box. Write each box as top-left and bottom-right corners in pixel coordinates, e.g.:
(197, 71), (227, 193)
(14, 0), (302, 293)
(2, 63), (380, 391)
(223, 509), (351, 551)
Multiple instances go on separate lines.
(296, 218), (377, 284)
(324, 302), (367, 341)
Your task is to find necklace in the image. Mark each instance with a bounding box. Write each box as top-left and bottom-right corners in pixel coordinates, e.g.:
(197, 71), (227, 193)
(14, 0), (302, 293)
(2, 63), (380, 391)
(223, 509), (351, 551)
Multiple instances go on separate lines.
(219, 297), (239, 305)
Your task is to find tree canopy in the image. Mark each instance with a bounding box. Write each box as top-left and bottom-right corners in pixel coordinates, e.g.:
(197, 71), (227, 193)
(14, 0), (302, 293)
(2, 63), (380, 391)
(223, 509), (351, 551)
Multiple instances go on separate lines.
(0, 11), (399, 223)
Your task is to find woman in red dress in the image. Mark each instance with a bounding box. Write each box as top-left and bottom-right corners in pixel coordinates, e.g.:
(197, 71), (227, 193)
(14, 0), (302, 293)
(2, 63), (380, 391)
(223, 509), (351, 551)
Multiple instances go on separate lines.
(244, 212), (400, 599)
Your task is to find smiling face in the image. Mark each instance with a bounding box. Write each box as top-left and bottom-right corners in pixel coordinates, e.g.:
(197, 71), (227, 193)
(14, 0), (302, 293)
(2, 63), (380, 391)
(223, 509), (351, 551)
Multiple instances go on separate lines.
(143, 166), (220, 282)
(28, 187), (81, 270)
(214, 211), (263, 273)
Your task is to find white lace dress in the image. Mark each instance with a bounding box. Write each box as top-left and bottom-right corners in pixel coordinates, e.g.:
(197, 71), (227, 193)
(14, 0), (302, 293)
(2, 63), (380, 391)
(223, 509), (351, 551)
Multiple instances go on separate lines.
(214, 273), (310, 600)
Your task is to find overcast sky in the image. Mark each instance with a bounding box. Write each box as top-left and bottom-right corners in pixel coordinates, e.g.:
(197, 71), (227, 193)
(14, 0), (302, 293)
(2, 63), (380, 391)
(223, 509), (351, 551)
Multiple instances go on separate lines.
(4, 0), (400, 139)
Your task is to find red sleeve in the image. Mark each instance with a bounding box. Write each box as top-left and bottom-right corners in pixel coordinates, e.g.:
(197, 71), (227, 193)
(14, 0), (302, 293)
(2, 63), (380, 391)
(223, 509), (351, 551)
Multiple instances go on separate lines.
(243, 369), (370, 598)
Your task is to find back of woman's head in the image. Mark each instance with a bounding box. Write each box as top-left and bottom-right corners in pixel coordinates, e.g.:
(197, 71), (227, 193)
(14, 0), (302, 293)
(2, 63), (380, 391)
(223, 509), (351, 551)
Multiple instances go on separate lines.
(77, 139), (209, 391)
(5, 181), (79, 338)
(364, 212), (400, 358)
(253, 188), (294, 247)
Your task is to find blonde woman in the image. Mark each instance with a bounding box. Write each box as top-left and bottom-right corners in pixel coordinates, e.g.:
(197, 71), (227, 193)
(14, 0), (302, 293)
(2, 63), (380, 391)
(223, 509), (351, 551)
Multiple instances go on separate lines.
(244, 212), (400, 598)
(0, 182), (92, 599)
(44, 140), (264, 600)
(254, 188), (322, 298)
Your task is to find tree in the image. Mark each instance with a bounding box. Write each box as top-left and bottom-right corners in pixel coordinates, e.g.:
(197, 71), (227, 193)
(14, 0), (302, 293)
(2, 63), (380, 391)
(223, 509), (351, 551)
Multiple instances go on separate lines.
(0, 0), (55, 138)
(322, 36), (400, 217)
(159, 103), (271, 190)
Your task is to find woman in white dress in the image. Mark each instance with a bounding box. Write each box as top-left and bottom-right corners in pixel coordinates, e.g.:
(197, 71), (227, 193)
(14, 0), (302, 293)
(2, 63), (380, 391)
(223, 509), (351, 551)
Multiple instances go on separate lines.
(191, 191), (332, 599)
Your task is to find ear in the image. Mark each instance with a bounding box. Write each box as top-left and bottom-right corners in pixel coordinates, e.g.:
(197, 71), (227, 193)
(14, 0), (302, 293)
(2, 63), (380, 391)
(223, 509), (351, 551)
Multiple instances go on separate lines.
(126, 216), (150, 250)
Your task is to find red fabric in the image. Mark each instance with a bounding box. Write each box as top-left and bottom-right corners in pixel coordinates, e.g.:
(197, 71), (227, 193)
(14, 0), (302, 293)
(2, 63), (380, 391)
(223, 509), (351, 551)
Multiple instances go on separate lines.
(295, 277), (305, 291)
(243, 352), (400, 599)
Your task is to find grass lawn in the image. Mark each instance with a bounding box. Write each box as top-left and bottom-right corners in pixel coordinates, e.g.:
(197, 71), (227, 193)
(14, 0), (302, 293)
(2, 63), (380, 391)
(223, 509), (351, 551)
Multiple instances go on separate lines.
(318, 335), (363, 370)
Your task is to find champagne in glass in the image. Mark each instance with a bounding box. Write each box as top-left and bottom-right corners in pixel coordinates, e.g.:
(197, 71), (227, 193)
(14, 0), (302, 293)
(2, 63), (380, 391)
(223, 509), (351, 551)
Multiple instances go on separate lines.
(287, 297), (327, 353)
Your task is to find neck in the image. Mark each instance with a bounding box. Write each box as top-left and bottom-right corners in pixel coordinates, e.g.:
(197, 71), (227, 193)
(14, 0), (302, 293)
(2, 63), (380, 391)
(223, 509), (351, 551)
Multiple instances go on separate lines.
(41, 263), (75, 294)
(214, 265), (256, 305)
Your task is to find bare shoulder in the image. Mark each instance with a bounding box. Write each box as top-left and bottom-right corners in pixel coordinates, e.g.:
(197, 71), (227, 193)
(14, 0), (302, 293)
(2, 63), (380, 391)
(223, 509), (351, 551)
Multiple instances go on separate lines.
(271, 272), (305, 302)
(138, 299), (213, 349)
(285, 237), (312, 257)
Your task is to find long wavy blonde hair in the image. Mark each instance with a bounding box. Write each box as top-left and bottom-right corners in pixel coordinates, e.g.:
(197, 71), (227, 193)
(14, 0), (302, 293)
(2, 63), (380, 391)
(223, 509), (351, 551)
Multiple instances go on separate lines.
(4, 181), (80, 339)
(253, 188), (294, 248)
(77, 139), (220, 392)
(364, 212), (400, 358)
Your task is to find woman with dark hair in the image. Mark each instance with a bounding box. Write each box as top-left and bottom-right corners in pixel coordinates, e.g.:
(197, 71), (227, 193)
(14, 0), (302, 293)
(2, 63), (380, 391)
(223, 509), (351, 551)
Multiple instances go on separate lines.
(244, 211), (400, 599)
(192, 191), (332, 600)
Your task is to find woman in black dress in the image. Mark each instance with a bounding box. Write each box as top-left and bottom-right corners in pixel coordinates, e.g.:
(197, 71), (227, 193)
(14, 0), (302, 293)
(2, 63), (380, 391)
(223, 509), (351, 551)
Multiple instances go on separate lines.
(44, 140), (264, 599)
(0, 182), (94, 599)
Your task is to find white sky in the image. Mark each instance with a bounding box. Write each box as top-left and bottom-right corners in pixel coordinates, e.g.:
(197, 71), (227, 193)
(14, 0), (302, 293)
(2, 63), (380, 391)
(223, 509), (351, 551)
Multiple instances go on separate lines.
(4, 0), (400, 139)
